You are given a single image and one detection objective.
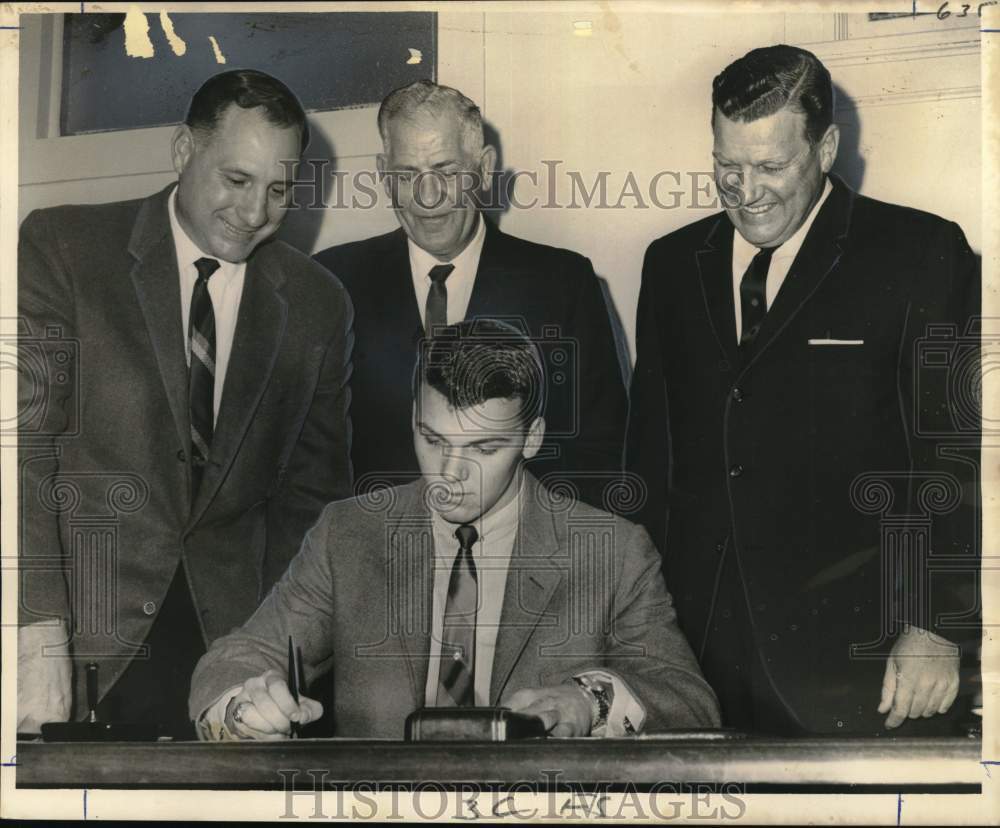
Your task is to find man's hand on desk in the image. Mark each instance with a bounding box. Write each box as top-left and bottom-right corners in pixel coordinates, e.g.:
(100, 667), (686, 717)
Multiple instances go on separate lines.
(17, 622), (72, 733)
(504, 685), (594, 736)
(878, 625), (960, 730)
(222, 670), (323, 741)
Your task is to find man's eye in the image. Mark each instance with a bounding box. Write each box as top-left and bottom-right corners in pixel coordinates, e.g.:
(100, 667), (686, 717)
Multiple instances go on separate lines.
(476, 446), (498, 455)
(270, 186), (288, 199)
(423, 435), (440, 446)
(761, 165), (786, 174)
(227, 176), (248, 187)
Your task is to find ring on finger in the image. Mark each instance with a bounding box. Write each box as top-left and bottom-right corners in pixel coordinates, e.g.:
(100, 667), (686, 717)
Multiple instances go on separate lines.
(232, 701), (252, 725)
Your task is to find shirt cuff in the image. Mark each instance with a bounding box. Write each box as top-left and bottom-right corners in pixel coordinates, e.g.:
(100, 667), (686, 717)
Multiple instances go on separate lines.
(575, 670), (646, 736)
(196, 685), (244, 741)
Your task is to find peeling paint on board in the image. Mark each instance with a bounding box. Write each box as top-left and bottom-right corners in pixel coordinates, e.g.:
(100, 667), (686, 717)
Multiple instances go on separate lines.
(208, 35), (226, 64)
(123, 5), (154, 59)
(160, 11), (187, 56)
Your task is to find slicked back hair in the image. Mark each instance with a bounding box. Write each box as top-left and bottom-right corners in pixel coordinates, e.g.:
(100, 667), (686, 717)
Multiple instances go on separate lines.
(378, 79), (484, 155)
(711, 45), (834, 145)
(414, 320), (545, 429)
(185, 69), (309, 153)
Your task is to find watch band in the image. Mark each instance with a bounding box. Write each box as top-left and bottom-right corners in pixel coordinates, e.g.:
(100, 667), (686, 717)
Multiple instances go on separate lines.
(570, 675), (612, 731)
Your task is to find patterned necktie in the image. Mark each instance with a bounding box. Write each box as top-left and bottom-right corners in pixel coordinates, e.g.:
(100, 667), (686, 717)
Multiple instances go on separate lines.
(189, 256), (220, 496)
(437, 523), (479, 707)
(425, 264), (455, 335)
(739, 246), (777, 347)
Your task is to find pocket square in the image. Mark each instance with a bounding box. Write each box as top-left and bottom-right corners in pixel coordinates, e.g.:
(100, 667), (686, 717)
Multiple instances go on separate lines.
(808, 338), (864, 346)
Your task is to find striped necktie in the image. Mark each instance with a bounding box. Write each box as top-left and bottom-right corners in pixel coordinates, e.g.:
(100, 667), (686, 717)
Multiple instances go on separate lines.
(437, 523), (479, 706)
(189, 256), (220, 496)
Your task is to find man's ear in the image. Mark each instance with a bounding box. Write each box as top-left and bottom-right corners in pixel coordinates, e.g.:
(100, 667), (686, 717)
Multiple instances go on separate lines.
(171, 125), (196, 175)
(376, 152), (393, 198)
(818, 124), (840, 174)
(477, 144), (498, 193)
(522, 416), (545, 460)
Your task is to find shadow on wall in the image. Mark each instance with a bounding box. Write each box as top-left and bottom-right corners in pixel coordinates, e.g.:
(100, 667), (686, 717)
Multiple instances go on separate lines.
(278, 125), (338, 255)
(481, 118), (633, 386)
(831, 83), (866, 193)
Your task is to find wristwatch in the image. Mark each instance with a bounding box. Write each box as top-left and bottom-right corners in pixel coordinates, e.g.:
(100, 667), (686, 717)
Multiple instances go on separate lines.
(568, 675), (612, 732)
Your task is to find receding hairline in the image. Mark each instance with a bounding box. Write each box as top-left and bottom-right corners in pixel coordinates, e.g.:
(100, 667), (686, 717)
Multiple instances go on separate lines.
(378, 83), (484, 154)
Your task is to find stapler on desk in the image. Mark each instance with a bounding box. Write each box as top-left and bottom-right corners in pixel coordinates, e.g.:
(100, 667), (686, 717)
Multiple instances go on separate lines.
(404, 707), (547, 741)
(40, 662), (159, 742)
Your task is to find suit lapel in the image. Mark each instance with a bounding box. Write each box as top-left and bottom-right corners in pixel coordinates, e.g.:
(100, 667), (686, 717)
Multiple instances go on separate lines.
(127, 186), (191, 476)
(388, 482), (435, 708)
(378, 228), (427, 349)
(490, 473), (565, 704)
(189, 249), (288, 522)
(695, 216), (741, 368)
(742, 177), (854, 368)
(465, 221), (531, 332)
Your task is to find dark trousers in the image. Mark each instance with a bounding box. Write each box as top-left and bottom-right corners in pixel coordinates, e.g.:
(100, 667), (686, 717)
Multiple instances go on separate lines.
(700, 545), (806, 736)
(95, 562), (205, 739)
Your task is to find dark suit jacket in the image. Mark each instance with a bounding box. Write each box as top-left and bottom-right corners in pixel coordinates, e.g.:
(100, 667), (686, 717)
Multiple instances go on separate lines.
(189, 472), (720, 736)
(626, 176), (980, 734)
(18, 184), (354, 717)
(314, 221), (627, 508)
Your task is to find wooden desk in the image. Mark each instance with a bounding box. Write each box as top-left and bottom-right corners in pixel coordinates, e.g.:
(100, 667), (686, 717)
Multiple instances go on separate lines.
(14, 736), (982, 793)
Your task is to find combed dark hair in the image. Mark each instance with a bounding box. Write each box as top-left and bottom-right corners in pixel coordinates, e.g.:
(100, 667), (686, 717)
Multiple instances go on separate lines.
(711, 45), (834, 145)
(414, 320), (545, 427)
(377, 79), (484, 153)
(185, 69), (309, 153)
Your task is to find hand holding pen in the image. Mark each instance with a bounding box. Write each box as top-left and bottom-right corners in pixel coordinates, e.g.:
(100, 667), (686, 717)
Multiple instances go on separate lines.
(223, 637), (319, 740)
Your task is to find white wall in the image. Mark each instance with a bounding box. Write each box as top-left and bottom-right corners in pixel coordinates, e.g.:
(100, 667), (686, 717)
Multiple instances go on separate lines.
(18, 9), (983, 365)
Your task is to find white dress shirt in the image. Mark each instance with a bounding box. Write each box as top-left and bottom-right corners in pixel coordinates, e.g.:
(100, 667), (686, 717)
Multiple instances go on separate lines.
(168, 188), (247, 424)
(408, 214), (487, 327)
(731, 177), (833, 343)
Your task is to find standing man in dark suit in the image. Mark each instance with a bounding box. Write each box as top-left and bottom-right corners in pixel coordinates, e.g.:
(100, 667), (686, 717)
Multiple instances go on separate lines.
(17, 70), (353, 736)
(626, 45), (979, 735)
(314, 80), (626, 509)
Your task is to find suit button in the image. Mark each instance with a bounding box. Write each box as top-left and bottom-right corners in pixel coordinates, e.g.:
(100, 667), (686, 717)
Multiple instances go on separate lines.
(729, 464), (744, 478)
(176, 449), (186, 462)
(142, 601), (156, 615)
(732, 387), (744, 402)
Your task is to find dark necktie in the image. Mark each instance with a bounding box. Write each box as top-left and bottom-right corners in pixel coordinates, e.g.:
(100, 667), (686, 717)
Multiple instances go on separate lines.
(437, 523), (479, 706)
(189, 257), (220, 496)
(425, 264), (455, 335)
(739, 246), (777, 347)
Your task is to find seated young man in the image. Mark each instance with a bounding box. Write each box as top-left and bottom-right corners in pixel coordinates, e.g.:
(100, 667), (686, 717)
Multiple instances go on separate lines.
(189, 320), (719, 739)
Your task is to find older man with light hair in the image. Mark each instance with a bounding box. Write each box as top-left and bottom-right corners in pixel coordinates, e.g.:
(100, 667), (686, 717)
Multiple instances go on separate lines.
(315, 79), (627, 511)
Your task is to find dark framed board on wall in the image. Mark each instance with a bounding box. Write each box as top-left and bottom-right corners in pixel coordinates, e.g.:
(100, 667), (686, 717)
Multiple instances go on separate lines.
(60, 11), (437, 135)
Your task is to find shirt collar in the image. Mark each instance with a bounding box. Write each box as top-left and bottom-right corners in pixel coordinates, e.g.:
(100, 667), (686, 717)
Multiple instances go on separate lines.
(407, 213), (487, 281)
(733, 176), (834, 263)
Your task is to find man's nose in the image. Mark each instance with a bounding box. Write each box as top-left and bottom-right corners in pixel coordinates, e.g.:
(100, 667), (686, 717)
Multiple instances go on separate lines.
(237, 186), (269, 229)
(415, 171), (446, 212)
(738, 166), (763, 206)
(441, 450), (471, 482)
